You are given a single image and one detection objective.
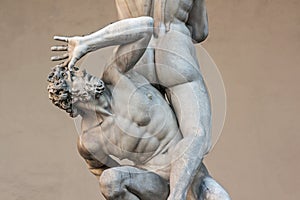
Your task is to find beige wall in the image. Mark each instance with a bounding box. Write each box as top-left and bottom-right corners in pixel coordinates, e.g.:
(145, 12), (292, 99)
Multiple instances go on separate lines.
(0, 0), (299, 199)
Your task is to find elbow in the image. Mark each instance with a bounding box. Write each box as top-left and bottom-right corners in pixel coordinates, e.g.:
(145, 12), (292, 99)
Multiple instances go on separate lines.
(201, 25), (209, 42)
(193, 25), (209, 43)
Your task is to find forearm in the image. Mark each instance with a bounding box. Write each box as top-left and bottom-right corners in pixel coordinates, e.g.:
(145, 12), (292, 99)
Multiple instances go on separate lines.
(51, 17), (153, 70)
(85, 156), (119, 178)
(81, 17), (153, 53)
(77, 138), (119, 178)
(169, 134), (210, 199)
(187, 0), (208, 43)
(85, 158), (109, 178)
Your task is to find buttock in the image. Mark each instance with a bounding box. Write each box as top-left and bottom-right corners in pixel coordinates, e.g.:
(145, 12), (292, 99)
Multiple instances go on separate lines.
(151, 33), (201, 87)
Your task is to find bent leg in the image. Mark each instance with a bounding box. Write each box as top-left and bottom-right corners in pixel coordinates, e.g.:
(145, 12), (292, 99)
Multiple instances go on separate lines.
(155, 31), (211, 145)
(166, 79), (212, 153)
(99, 166), (169, 200)
(154, 31), (212, 197)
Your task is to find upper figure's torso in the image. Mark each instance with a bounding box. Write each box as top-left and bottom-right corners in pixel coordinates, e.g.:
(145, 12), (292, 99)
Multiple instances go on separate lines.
(114, 0), (204, 88)
(115, 0), (194, 35)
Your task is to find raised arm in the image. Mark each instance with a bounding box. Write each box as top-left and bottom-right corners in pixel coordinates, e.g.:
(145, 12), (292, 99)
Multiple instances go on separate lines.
(186, 0), (208, 43)
(51, 17), (153, 70)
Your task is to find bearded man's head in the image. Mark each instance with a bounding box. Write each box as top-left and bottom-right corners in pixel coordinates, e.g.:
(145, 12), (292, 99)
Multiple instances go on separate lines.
(47, 66), (105, 117)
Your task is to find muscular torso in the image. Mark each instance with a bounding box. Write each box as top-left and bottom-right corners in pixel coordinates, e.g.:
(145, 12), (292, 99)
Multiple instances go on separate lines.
(79, 72), (182, 178)
(115, 0), (202, 88)
(115, 0), (194, 32)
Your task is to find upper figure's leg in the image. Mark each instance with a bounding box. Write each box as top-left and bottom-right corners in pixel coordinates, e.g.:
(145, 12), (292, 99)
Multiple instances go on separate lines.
(154, 31), (212, 198)
(99, 166), (169, 200)
(155, 31), (211, 148)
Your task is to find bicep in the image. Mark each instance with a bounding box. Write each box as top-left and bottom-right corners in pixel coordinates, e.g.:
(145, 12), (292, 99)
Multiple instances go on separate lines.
(77, 137), (109, 176)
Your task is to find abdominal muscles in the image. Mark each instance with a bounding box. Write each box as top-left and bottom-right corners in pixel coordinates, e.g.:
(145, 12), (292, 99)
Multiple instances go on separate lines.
(98, 114), (178, 165)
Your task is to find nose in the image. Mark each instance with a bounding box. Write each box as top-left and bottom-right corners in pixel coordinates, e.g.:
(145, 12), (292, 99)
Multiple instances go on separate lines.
(81, 91), (88, 97)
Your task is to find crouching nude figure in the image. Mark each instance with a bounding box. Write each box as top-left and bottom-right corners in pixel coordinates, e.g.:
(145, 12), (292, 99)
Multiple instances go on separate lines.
(49, 16), (230, 199)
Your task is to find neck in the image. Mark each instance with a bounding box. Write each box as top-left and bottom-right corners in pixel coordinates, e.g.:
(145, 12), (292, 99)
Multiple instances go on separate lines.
(76, 90), (113, 119)
(80, 111), (102, 134)
(77, 97), (112, 134)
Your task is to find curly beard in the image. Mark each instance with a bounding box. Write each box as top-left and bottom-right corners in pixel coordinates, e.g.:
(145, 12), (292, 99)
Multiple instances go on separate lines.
(47, 66), (105, 118)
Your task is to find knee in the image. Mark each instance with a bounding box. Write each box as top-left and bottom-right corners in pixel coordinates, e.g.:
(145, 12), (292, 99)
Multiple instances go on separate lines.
(99, 169), (123, 199)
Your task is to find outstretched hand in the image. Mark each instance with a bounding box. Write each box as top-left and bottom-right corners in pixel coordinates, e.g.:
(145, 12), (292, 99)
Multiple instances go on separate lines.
(51, 35), (88, 70)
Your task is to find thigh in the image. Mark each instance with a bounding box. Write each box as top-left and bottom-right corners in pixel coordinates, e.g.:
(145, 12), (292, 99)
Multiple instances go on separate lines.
(100, 166), (169, 200)
(166, 79), (211, 140)
(155, 31), (202, 87)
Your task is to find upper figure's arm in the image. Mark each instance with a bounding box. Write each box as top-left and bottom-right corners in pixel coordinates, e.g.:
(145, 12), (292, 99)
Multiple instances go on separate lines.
(186, 0), (208, 43)
(51, 17), (153, 70)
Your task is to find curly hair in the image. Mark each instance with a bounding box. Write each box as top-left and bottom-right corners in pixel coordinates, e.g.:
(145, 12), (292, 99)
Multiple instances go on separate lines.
(47, 66), (105, 118)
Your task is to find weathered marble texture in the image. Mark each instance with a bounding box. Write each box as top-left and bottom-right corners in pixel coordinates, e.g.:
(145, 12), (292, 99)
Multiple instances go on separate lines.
(48, 0), (231, 199)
